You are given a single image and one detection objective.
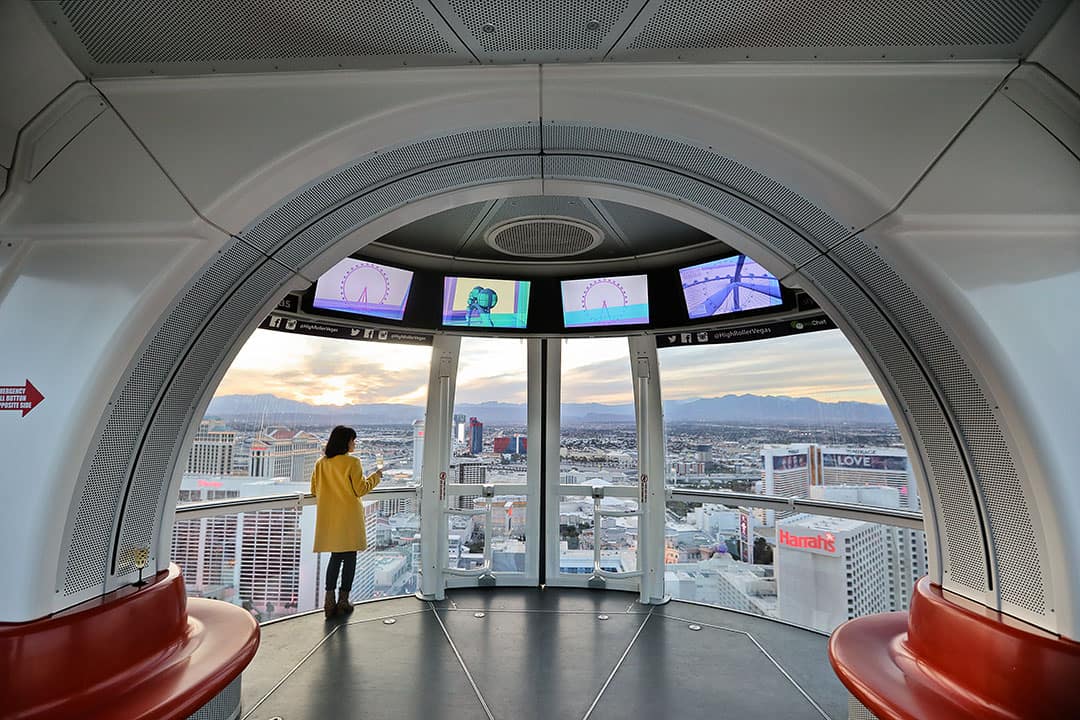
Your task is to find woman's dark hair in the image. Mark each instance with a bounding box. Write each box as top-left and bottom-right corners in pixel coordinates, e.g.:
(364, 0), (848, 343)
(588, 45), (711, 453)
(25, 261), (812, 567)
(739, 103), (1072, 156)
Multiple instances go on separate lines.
(324, 425), (357, 458)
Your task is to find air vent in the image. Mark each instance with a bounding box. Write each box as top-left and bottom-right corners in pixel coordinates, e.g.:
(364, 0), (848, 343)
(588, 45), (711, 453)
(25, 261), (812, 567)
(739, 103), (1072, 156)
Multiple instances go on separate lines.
(485, 216), (603, 257)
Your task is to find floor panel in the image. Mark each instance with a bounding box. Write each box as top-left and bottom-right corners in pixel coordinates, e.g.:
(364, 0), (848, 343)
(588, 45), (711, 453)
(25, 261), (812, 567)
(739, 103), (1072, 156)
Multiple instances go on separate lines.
(243, 611), (487, 720)
(655, 602), (847, 719)
(240, 591), (848, 720)
(439, 606), (647, 720)
(243, 596), (424, 710)
(589, 615), (825, 720)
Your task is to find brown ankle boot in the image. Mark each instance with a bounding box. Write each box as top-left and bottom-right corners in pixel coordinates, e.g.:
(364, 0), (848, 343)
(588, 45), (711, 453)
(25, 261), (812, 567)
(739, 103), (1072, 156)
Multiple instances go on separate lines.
(337, 590), (354, 615)
(324, 591), (337, 619)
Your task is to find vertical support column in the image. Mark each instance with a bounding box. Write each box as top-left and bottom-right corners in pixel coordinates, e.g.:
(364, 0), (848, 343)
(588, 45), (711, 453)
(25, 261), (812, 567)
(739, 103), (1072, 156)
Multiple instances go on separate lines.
(541, 339), (563, 585)
(525, 339), (548, 585)
(629, 335), (667, 604)
(418, 335), (460, 601)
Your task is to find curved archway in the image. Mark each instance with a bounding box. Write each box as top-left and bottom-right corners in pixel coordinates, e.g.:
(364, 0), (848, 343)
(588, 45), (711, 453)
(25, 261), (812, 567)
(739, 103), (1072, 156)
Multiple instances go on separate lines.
(53, 121), (1057, 636)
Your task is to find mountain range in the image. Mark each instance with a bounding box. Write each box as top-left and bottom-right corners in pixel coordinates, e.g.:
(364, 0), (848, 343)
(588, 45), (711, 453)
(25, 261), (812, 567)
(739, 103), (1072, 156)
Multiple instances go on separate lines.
(207, 393), (894, 425)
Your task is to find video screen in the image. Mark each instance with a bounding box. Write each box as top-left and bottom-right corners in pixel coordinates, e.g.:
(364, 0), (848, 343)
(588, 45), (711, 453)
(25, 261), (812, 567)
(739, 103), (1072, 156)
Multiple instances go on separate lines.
(561, 274), (650, 328)
(312, 259), (414, 321)
(679, 255), (783, 319)
(442, 276), (531, 328)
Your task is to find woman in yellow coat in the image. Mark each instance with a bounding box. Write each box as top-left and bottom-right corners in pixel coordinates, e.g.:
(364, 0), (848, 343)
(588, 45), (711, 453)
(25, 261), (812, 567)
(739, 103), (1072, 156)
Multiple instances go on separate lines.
(311, 425), (382, 619)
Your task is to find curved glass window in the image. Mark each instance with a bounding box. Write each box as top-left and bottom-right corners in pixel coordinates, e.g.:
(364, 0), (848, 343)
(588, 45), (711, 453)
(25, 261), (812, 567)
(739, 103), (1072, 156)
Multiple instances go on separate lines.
(659, 329), (927, 628)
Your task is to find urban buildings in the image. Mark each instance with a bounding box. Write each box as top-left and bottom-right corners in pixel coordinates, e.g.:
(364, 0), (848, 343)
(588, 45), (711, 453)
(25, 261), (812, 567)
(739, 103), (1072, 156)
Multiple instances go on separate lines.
(249, 427), (322, 483)
(469, 416), (483, 455)
(185, 419), (237, 475)
(172, 472), (417, 621)
(493, 434), (527, 455)
(412, 419), (425, 482)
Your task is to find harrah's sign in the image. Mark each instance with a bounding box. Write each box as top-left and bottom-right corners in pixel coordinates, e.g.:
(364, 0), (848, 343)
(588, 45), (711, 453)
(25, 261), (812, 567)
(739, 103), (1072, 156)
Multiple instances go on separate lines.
(779, 529), (836, 554)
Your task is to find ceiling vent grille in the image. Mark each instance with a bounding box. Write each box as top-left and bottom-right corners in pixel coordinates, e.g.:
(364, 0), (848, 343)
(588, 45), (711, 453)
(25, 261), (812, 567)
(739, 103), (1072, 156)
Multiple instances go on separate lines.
(485, 216), (604, 257)
(57, 0), (457, 63)
(446, 0), (630, 52)
(625, 0), (1044, 50)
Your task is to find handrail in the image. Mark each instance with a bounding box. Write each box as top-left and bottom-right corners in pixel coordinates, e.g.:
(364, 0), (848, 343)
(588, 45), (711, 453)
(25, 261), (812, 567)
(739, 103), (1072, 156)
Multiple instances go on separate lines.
(668, 488), (924, 530)
(174, 485), (420, 520)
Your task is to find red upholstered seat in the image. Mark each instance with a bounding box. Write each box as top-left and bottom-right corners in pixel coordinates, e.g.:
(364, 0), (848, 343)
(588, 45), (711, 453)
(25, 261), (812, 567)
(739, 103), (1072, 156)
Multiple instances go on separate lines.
(0, 564), (259, 720)
(829, 577), (1080, 720)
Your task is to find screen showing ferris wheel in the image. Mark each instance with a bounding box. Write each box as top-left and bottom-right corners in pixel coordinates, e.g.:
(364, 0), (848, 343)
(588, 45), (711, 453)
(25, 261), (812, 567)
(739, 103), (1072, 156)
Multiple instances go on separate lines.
(312, 258), (415, 320)
(442, 276), (531, 328)
(679, 255), (783, 319)
(561, 274), (650, 328)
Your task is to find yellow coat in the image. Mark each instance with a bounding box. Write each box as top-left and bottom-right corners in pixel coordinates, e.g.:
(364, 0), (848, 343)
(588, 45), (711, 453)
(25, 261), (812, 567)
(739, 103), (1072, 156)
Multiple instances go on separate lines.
(310, 454), (381, 553)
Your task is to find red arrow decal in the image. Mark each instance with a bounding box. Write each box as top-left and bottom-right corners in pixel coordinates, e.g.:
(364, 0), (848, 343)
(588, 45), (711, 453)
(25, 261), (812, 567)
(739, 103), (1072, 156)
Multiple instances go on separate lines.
(0, 380), (44, 417)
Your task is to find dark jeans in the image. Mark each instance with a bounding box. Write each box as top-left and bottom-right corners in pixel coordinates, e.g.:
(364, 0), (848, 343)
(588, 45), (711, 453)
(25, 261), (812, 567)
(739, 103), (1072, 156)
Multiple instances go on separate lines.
(325, 551), (357, 593)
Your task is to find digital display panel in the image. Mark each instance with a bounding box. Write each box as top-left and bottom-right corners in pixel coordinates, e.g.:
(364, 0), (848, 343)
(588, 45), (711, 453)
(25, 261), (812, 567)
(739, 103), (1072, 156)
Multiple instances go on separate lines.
(561, 274), (650, 328)
(679, 255), (783, 319)
(442, 276), (531, 328)
(312, 259), (414, 321)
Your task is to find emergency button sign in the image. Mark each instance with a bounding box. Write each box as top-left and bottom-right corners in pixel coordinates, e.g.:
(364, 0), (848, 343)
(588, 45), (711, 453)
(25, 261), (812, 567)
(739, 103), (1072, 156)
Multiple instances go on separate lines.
(0, 380), (44, 417)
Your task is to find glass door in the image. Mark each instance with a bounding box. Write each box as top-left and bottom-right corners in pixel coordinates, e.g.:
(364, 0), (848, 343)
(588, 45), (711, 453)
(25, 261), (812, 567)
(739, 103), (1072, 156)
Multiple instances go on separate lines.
(441, 337), (538, 588)
(546, 338), (643, 592)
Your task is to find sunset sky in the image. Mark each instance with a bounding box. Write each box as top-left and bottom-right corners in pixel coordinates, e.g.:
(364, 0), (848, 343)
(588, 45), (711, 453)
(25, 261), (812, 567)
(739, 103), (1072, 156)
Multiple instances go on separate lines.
(215, 328), (886, 407)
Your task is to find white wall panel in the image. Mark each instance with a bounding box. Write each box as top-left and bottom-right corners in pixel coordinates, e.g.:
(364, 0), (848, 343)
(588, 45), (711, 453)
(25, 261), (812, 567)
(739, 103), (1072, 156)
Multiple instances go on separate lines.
(97, 67), (542, 233)
(0, 88), (231, 620)
(1030, 0), (1080, 95)
(0, 0), (81, 166)
(0, 109), (200, 233)
(867, 93), (1080, 637)
(0, 233), (216, 621)
(543, 63), (1009, 231)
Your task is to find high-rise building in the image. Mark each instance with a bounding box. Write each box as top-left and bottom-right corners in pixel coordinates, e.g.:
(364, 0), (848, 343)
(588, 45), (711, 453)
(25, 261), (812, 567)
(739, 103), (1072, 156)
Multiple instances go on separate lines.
(468, 417), (483, 455)
(773, 484), (927, 635)
(759, 444), (921, 525)
(809, 485), (929, 610)
(171, 474), (317, 620)
(493, 434), (527, 455)
(456, 462), (486, 510)
(248, 427), (321, 483)
(776, 514), (891, 633)
(186, 419), (237, 475)
(412, 419), (425, 482)
(453, 414), (467, 443)
(694, 444), (713, 463)
(820, 448), (919, 510)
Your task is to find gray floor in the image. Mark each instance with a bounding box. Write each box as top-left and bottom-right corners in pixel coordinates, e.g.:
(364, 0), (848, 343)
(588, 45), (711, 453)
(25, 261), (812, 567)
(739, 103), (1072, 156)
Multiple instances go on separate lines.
(240, 588), (849, 720)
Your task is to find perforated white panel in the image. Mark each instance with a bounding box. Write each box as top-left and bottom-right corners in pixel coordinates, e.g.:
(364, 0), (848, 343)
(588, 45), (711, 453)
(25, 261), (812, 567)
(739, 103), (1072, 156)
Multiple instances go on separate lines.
(799, 254), (990, 595)
(63, 241), (265, 596)
(544, 154), (822, 267)
(114, 258), (295, 575)
(544, 123), (852, 247)
(242, 125), (541, 255)
(186, 675), (241, 720)
(835, 238), (1047, 617)
(275, 156), (542, 271)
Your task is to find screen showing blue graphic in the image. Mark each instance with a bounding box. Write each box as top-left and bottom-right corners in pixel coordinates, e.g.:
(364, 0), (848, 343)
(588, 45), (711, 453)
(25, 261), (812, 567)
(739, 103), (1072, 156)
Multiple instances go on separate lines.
(679, 255), (783, 319)
(442, 276), (531, 328)
(312, 259), (414, 320)
(561, 274), (650, 328)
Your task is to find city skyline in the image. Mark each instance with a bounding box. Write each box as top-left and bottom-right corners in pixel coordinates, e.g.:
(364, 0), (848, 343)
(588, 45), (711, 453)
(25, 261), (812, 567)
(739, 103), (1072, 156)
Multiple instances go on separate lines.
(216, 328), (887, 407)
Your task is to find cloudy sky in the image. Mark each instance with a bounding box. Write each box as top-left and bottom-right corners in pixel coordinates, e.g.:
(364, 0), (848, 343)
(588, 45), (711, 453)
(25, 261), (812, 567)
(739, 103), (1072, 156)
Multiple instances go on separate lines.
(215, 328), (886, 407)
